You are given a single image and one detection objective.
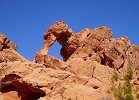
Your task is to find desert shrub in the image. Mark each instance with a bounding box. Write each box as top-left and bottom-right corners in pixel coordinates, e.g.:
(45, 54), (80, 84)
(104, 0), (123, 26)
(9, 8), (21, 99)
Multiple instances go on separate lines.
(111, 66), (139, 100)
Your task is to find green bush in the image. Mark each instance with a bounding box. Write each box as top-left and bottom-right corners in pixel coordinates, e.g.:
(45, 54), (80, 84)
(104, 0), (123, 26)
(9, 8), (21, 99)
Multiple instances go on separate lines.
(111, 67), (139, 100)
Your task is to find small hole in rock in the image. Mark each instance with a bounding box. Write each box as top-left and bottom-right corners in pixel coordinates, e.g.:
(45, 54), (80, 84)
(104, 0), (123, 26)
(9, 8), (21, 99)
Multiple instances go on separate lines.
(93, 86), (99, 89)
(88, 53), (92, 57)
(84, 58), (87, 61)
(50, 86), (54, 90)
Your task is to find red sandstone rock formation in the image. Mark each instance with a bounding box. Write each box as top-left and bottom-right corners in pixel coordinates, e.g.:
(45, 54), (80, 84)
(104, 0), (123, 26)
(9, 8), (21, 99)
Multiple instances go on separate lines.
(0, 21), (139, 100)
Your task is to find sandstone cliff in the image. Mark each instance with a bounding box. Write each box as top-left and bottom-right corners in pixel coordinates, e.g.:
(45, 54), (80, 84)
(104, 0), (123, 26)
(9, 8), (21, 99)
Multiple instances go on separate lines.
(0, 21), (139, 100)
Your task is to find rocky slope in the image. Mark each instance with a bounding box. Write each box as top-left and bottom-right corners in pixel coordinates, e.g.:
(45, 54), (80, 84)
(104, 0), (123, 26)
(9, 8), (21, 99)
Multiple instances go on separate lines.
(0, 21), (139, 100)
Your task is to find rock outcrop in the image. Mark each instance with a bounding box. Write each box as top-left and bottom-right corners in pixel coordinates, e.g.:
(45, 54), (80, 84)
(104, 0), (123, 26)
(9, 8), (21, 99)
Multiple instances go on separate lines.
(0, 33), (16, 51)
(0, 21), (139, 100)
(0, 33), (27, 63)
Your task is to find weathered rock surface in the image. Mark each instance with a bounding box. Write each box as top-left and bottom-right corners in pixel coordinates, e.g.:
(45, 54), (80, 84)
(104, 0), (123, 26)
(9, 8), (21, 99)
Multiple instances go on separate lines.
(0, 21), (139, 100)
(0, 34), (27, 63)
(0, 33), (16, 51)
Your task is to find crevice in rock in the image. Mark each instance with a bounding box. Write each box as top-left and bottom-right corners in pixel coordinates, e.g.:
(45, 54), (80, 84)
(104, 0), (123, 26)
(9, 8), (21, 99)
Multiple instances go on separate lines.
(83, 79), (89, 85)
(117, 60), (125, 71)
(93, 77), (102, 83)
(87, 33), (90, 37)
(100, 52), (113, 68)
(113, 47), (121, 55)
(93, 86), (100, 89)
(100, 53), (105, 65)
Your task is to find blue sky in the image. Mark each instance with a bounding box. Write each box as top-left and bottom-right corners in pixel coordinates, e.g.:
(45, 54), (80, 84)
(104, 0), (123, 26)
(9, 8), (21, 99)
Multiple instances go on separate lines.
(0, 0), (139, 60)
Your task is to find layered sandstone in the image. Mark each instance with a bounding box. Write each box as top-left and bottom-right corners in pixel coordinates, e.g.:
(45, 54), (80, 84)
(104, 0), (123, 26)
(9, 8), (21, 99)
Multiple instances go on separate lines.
(0, 21), (139, 100)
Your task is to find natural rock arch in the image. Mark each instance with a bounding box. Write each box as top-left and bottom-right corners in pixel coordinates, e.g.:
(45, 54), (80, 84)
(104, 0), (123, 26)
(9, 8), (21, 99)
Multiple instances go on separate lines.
(36, 21), (74, 61)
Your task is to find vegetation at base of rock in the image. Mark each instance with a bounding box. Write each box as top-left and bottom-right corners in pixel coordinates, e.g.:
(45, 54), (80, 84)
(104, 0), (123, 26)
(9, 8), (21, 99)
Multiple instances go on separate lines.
(111, 67), (139, 100)
(111, 70), (119, 83)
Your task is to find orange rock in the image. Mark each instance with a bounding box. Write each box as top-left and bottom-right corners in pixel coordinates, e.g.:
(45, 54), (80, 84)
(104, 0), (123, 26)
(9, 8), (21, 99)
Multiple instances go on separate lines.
(1, 21), (139, 100)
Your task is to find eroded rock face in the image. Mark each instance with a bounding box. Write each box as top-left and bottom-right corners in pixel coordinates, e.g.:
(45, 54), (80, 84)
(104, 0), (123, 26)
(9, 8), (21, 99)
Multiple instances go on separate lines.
(36, 21), (139, 70)
(0, 74), (45, 100)
(1, 21), (139, 100)
(0, 60), (112, 100)
(0, 33), (16, 51)
(35, 52), (63, 69)
(0, 34), (27, 63)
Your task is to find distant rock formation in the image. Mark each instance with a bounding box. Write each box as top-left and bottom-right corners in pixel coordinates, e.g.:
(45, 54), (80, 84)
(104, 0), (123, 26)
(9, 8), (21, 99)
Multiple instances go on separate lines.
(0, 21), (139, 100)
